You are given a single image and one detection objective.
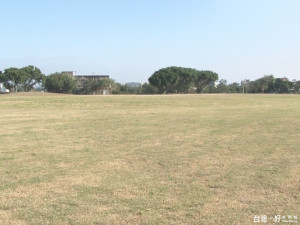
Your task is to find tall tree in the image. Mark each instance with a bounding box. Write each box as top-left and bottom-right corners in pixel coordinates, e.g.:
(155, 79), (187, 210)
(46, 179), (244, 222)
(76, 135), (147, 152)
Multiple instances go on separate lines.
(21, 66), (45, 92)
(148, 67), (218, 94)
(228, 82), (242, 93)
(45, 72), (76, 93)
(274, 78), (291, 93)
(0, 67), (23, 92)
(216, 79), (229, 93)
(256, 75), (275, 93)
(175, 68), (197, 93)
(141, 83), (158, 94)
(292, 80), (300, 93)
(148, 67), (180, 93)
(195, 70), (218, 93)
(82, 78), (116, 95)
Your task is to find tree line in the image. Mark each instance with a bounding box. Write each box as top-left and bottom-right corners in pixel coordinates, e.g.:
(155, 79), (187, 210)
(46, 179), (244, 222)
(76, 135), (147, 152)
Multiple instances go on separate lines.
(209, 75), (300, 94)
(0, 66), (44, 92)
(0, 66), (116, 94)
(134, 67), (299, 94)
(1, 65), (299, 94)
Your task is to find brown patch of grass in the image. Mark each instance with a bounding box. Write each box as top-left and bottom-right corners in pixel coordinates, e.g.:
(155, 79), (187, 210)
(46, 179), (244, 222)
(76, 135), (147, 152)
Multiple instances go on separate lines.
(0, 93), (299, 224)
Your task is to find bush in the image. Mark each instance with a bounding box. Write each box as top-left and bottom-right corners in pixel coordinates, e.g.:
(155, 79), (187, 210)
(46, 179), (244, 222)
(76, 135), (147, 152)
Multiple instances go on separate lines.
(45, 73), (76, 94)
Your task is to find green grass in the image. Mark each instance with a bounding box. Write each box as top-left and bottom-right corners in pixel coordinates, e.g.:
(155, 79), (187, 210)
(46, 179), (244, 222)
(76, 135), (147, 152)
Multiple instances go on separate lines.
(0, 93), (299, 224)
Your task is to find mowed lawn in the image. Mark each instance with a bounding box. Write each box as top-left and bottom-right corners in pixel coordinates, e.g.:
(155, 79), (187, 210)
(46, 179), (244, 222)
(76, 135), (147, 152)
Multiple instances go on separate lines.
(0, 93), (299, 225)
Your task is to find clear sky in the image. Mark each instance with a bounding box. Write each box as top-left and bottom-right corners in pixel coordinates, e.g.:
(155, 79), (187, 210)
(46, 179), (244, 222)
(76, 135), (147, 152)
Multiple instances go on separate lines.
(1, 0), (300, 84)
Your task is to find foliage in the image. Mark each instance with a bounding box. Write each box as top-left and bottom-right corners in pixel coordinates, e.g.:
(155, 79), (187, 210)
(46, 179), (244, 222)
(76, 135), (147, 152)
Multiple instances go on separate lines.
(228, 82), (242, 93)
(1, 64), (300, 95)
(0, 66), (45, 92)
(142, 83), (158, 94)
(0, 67), (23, 92)
(292, 80), (300, 93)
(274, 78), (292, 93)
(255, 75), (275, 93)
(241, 79), (251, 93)
(45, 72), (76, 93)
(195, 70), (218, 93)
(148, 67), (218, 94)
(148, 67), (180, 93)
(81, 78), (116, 95)
(21, 66), (45, 92)
(113, 83), (142, 94)
(198, 75), (295, 94)
(215, 79), (229, 93)
(112, 83), (158, 95)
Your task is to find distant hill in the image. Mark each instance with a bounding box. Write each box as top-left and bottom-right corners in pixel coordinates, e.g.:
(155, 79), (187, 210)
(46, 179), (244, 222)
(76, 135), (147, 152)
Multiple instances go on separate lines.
(125, 82), (142, 88)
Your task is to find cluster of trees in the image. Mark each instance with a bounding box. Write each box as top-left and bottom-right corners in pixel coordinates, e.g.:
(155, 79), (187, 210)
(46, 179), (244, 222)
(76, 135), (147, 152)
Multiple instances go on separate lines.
(0, 66), (45, 92)
(45, 73), (117, 94)
(148, 67), (218, 93)
(145, 67), (299, 94)
(207, 75), (300, 94)
(1, 65), (300, 94)
(0, 66), (116, 94)
(79, 78), (116, 95)
(112, 82), (158, 94)
(45, 73), (76, 93)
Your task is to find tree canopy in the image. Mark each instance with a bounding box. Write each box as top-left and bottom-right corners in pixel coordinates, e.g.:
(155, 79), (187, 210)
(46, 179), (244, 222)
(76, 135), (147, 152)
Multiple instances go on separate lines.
(0, 67), (22, 92)
(0, 66), (45, 92)
(195, 70), (219, 93)
(148, 67), (218, 94)
(21, 66), (45, 92)
(1, 64), (299, 95)
(81, 78), (116, 95)
(45, 72), (76, 94)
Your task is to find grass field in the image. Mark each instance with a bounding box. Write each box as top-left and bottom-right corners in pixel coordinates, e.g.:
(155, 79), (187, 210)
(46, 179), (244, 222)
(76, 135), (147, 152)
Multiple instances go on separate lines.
(0, 93), (299, 224)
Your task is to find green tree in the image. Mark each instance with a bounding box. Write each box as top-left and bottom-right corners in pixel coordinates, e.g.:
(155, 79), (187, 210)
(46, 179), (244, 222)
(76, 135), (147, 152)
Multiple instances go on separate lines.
(82, 78), (116, 95)
(0, 67), (23, 92)
(274, 78), (291, 93)
(175, 68), (197, 93)
(45, 72), (76, 93)
(148, 67), (218, 94)
(0, 65), (45, 92)
(215, 79), (229, 93)
(228, 82), (242, 93)
(141, 83), (158, 94)
(292, 80), (300, 93)
(256, 75), (275, 93)
(148, 67), (180, 93)
(21, 66), (45, 92)
(113, 83), (143, 94)
(195, 71), (218, 93)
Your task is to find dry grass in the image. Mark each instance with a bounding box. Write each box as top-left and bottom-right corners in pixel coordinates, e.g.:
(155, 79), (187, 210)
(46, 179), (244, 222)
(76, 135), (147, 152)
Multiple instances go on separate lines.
(0, 93), (299, 224)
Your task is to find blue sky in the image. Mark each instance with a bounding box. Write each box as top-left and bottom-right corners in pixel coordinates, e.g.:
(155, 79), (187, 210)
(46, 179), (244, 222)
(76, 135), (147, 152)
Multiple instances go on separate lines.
(1, 0), (300, 83)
